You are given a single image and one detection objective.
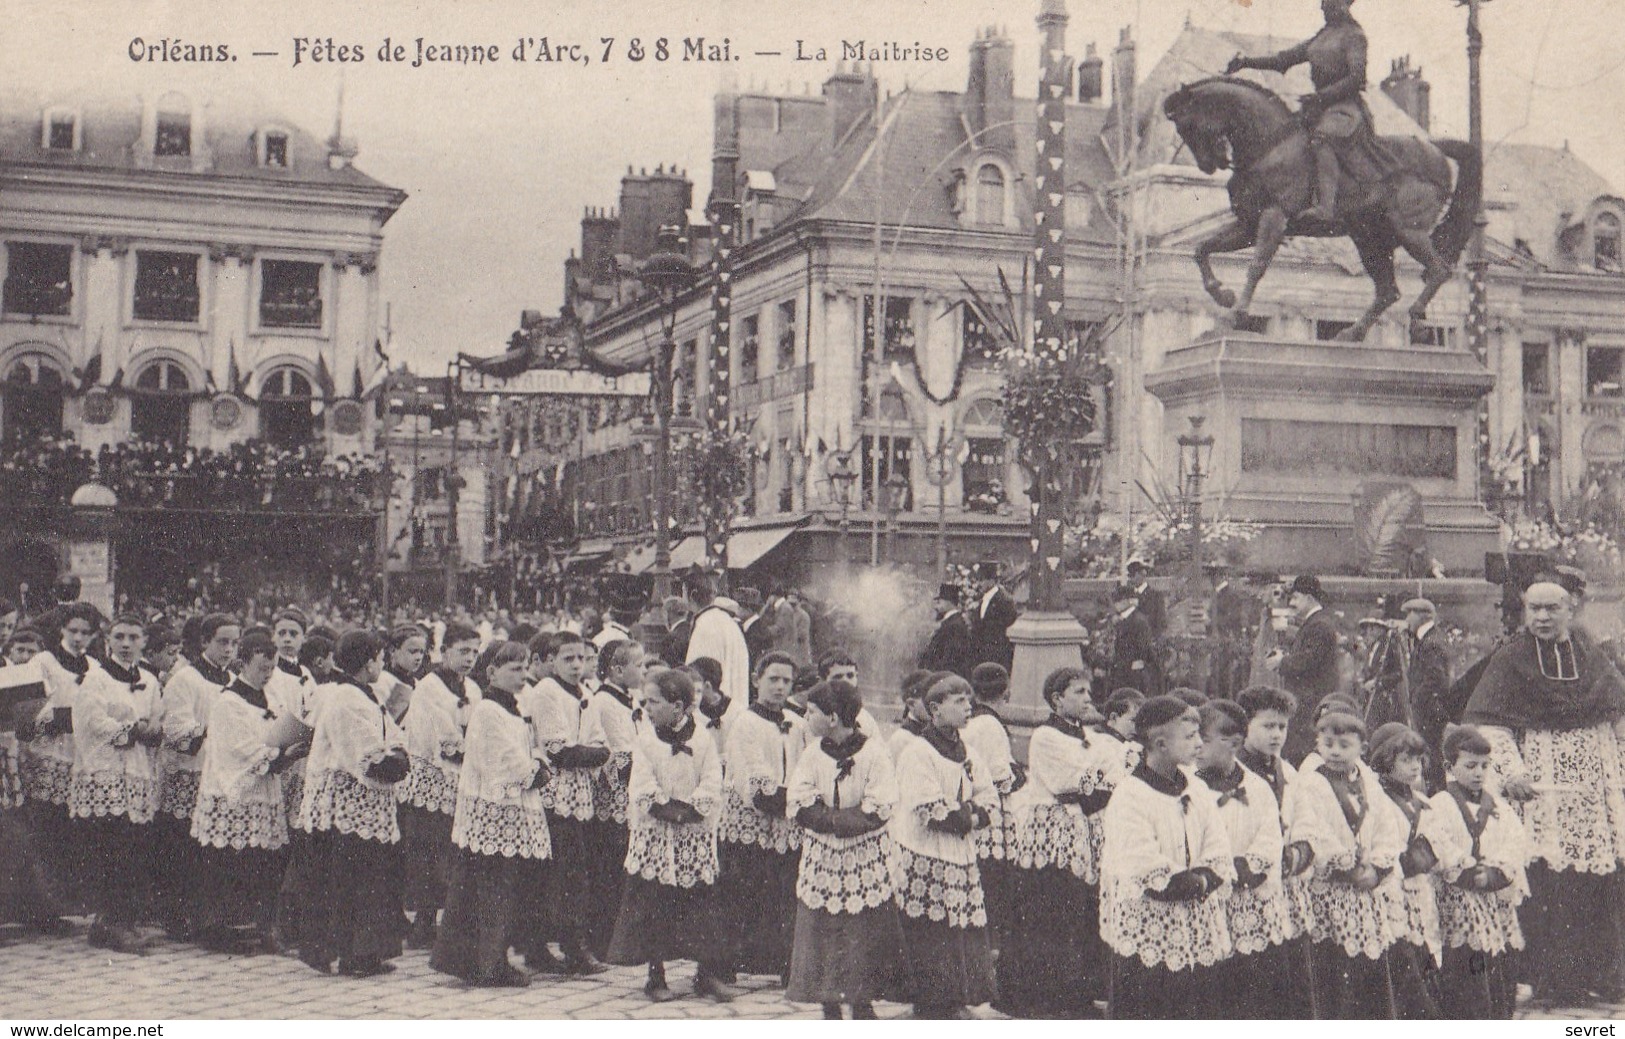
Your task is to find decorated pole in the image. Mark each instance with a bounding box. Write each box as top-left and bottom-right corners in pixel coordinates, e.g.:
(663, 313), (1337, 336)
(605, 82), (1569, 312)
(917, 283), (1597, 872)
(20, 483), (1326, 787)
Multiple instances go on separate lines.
(701, 188), (741, 592)
(1004, 0), (1089, 717)
(1029, 0), (1071, 613)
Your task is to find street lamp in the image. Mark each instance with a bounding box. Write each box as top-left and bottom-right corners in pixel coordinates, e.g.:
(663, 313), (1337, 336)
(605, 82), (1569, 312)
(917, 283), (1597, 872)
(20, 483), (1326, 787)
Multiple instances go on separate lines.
(883, 469), (910, 564)
(443, 357), (465, 610)
(919, 422), (962, 581)
(825, 437), (860, 553)
(1455, 0), (1494, 497)
(638, 224), (696, 600)
(1177, 415), (1216, 583)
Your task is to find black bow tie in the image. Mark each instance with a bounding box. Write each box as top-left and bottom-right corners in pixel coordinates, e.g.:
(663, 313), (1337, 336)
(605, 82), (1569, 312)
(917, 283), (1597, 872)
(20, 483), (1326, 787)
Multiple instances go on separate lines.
(1217, 787), (1248, 808)
(277, 659), (303, 677)
(668, 742), (693, 756)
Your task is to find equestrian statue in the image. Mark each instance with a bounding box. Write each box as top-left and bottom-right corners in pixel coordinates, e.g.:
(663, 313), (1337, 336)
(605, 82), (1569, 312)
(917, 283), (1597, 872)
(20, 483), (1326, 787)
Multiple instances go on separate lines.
(1162, 0), (1480, 343)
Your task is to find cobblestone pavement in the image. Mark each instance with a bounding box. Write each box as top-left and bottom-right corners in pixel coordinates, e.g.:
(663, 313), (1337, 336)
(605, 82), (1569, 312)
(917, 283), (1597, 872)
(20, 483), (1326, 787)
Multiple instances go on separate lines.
(0, 923), (1615, 1020)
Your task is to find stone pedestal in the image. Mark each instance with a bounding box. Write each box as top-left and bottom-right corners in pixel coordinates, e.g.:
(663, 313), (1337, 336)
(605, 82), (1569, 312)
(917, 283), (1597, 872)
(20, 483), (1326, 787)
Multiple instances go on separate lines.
(1144, 335), (1500, 574)
(1007, 610), (1086, 723)
(66, 484), (118, 617)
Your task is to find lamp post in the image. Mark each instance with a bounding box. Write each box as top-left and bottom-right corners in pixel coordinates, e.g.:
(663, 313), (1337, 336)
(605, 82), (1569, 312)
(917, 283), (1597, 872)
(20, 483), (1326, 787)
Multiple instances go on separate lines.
(638, 225), (696, 601)
(883, 469), (909, 564)
(825, 437), (860, 553)
(1456, 0), (1493, 491)
(443, 358), (463, 610)
(1177, 415), (1215, 585)
(920, 422), (961, 580)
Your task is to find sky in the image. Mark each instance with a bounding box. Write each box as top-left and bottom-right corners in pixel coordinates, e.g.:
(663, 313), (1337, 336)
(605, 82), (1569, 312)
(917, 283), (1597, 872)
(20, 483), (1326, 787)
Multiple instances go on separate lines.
(7, 0), (1624, 371)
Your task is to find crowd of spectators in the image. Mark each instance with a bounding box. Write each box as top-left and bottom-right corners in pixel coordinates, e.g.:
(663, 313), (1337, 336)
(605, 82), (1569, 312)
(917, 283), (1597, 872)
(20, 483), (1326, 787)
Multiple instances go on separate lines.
(0, 435), (392, 513)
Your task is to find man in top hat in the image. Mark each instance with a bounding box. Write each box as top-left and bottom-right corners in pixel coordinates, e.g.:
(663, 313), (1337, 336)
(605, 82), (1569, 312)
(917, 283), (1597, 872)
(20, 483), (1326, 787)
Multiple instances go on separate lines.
(1108, 583), (1164, 696)
(968, 563), (1018, 672)
(920, 583), (973, 680)
(1401, 596), (1452, 789)
(1265, 574), (1341, 764)
(1126, 559), (1167, 639)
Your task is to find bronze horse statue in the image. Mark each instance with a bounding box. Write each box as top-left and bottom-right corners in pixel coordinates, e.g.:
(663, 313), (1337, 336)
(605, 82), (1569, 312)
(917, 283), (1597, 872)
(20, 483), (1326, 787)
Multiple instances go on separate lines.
(1163, 77), (1480, 342)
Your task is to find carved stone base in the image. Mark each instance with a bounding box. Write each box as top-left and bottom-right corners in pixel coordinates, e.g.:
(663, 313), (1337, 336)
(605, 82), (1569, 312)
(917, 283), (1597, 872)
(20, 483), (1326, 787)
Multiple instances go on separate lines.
(1007, 610), (1087, 717)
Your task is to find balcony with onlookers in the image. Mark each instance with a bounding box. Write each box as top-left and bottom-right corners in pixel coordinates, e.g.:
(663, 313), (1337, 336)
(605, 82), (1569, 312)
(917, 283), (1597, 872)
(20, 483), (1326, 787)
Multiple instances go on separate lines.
(0, 435), (392, 515)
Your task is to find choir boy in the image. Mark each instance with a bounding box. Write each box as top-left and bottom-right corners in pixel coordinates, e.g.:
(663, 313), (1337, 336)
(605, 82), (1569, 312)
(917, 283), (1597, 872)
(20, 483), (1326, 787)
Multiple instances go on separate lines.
(891, 673), (998, 1019)
(1099, 695), (1233, 1020)
(687, 656), (734, 747)
(397, 621), (480, 949)
(1099, 688), (1143, 743)
(1003, 667), (1124, 1017)
(1284, 710), (1403, 1018)
(191, 631), (289, 952)
(1237, 683), (1317, 1015)
(1428, 725), (1528, 1019)
(887, 670), (935, 759)
(577, 638), (645, 954)
(298, 630), (409, 977)
(1194, 699), (1295, 1018)
(522, 630), (610, 973)
(785, 679), (903, 1018)
(606, 667), (739, 1002)
(717, 650), (803, 981)
(1368, 723), (1444, 1020)
(431, 641), (550, 988)
(962, 662), (1020, 959)
(155, 613), (238, 938)
(68, 615), (160, 952)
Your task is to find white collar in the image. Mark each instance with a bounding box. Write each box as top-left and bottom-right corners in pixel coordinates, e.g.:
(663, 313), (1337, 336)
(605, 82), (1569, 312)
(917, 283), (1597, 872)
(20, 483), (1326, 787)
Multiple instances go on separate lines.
(1415, 620), (1435, 641)
(1116, 604), (1137, 620)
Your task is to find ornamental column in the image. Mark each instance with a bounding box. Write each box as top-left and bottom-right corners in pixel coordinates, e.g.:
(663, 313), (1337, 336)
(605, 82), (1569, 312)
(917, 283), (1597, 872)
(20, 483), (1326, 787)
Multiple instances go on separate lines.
(1006, 0), (1088, 717)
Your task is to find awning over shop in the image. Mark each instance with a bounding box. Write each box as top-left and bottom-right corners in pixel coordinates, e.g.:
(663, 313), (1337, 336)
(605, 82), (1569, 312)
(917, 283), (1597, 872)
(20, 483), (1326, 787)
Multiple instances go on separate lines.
(602, 525), (802, 576)
(727, 524), (801, 569)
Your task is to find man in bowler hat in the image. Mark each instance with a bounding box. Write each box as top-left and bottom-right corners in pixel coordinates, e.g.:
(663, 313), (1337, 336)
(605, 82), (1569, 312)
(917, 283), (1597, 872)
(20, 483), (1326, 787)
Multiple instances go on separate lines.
(1266, 574), (1342, 764)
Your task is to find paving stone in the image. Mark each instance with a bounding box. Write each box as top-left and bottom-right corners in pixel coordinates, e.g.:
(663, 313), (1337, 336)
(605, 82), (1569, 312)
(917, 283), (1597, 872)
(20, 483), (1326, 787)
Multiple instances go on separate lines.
(2, 931), (1621, 1020)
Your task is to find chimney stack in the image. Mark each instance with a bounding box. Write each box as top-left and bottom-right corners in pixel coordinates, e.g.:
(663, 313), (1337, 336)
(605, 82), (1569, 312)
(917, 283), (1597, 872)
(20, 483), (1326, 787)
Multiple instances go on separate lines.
(822, 63), (877, 147)
(1077, 42), (1103, 103)
(967, 27), (1015, 140)
(1381, 56), (1431, 133)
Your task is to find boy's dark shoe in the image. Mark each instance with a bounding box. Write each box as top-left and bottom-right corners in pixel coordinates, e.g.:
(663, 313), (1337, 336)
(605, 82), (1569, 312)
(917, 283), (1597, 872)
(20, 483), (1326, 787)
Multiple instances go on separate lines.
(564, 949), (610, 976)
(695, 973), (743, 1002)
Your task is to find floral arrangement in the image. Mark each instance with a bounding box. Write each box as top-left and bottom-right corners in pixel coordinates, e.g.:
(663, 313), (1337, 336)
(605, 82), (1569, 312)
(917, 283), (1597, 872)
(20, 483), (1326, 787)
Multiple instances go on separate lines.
(1504, 518), (1624, 583)
(689, 427), (753, 518)
(1001, 355), (1099, 465)
(1064, 511), (1263, 575)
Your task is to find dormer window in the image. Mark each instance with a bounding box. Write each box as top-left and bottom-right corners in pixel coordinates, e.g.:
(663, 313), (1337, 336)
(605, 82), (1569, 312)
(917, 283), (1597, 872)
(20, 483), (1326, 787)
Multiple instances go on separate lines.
(1596, 212), (1622, 272)
(43, 109), (78, 151)
(975, 163), (1006, 225)
(263, 131), (288, 168)
(155, 93), (191, 157)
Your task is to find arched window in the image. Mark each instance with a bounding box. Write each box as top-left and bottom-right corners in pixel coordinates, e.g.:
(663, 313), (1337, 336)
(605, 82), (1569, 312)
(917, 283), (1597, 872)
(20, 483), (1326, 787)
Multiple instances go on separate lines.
(130, 359), (192, 446)
(1596, 212), (1622, 272)
(962, 398), (1004, 429)
(975, 163), (1006, 226)
(2, 353), (65, 444)
(155, 92), (191, 157)
(259, 366), (317, 448)
(962, 397), (1008, 512)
